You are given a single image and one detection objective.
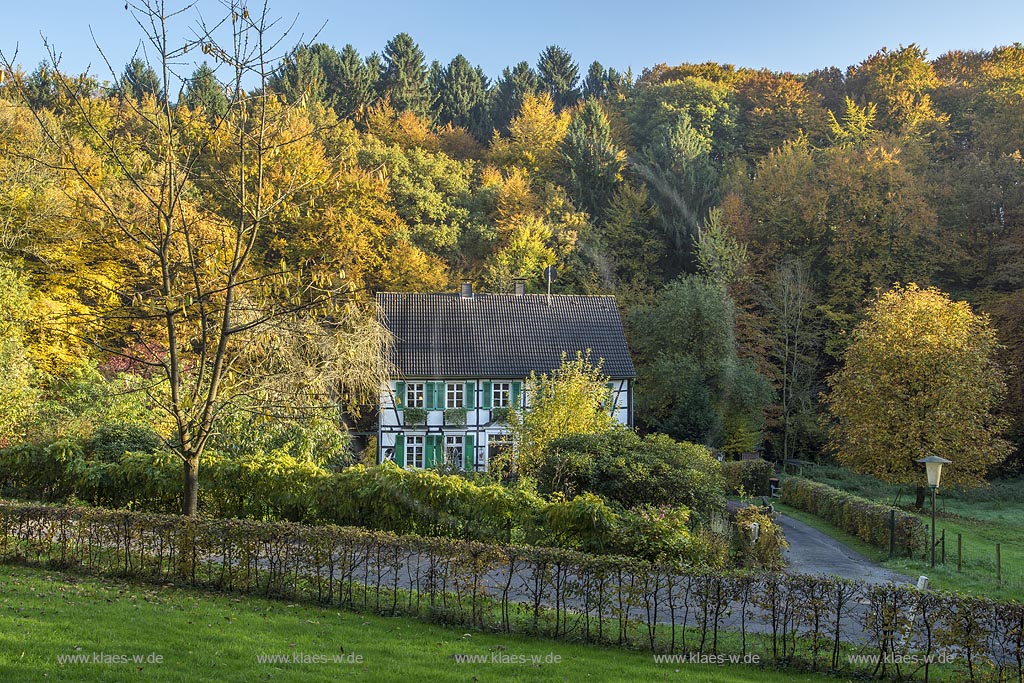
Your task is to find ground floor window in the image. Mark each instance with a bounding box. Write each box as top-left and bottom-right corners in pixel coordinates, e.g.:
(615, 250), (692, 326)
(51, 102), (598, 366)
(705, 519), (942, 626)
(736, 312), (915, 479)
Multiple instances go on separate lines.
(406, 435), (424, 469)
(486, 434), (512, 472)
(444, 435), (464, 470)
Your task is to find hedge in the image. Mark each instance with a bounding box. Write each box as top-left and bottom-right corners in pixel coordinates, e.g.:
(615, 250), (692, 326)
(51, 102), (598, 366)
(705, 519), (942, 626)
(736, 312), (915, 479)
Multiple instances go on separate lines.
(0, 500), (1020, 683)
(781, 477), (926, 556)
(721, 459), (774, 497)
(0, 446), (714, 564)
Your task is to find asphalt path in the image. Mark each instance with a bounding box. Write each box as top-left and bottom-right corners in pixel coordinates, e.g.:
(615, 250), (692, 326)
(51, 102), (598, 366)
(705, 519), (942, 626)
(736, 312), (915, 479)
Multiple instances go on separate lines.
(777, 511), (912, 585)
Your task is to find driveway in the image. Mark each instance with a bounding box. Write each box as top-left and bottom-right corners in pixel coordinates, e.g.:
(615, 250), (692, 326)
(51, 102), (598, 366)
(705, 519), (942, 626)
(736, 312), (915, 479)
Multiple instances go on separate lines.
(777, 510), (912, 585)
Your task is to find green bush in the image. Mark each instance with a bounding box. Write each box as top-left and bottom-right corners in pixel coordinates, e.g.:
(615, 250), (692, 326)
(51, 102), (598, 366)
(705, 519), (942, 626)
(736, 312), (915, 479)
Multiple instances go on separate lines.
(537, 430), (725, 520)
(781, 477), (926, 556)
(87, 422), (163, 462)
(721, 459), (774, 497)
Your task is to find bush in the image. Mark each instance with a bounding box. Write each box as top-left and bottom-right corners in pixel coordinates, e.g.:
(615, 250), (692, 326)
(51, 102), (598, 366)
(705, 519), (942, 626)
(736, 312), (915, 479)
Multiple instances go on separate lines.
(87, 422), (163, 462)
(733, 505), (788, 569)
(537, 430), (725, 521)
(781, 477), (926, 556)
(721, 459), (774, 497)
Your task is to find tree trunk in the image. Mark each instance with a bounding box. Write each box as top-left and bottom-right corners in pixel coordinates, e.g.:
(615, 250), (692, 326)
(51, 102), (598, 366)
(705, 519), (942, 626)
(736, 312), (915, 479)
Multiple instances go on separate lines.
(914, 484), (926, 510)
(183, 457), (200, 516)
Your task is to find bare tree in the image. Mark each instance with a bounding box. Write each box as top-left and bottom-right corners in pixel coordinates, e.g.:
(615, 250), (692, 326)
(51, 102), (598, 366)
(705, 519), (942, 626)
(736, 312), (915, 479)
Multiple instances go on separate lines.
(1, 0), (391, 515)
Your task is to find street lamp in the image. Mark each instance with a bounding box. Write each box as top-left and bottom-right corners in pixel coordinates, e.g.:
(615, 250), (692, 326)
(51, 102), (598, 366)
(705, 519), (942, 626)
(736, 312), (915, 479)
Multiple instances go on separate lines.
(916, 455), (951, 568)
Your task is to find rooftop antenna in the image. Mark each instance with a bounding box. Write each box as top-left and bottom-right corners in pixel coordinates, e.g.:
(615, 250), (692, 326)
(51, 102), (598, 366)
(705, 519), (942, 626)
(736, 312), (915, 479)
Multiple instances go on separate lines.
(544, 265), (557, 306)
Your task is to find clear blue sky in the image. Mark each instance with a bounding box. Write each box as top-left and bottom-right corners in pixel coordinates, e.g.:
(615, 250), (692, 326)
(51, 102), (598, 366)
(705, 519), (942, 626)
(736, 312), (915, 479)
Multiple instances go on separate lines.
(2, 0), (1022, 83)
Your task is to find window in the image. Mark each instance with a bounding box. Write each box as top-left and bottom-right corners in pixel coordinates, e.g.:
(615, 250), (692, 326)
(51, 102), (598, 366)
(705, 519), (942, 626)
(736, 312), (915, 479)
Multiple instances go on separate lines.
(446, 383), (464, 409)
(406, 383), (425, 409)
(486, 434), (513, 472)
(405, 435), (425, 468)
(492, 382), (511, 408)
(444, 435), (464, 470)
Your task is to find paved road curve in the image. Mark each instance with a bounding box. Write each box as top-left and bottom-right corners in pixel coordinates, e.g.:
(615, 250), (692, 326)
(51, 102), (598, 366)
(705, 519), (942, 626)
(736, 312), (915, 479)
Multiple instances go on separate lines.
(777, 511), (911, 585)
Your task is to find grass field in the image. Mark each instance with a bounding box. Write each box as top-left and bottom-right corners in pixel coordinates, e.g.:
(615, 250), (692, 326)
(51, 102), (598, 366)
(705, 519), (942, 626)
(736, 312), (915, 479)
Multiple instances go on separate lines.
(786, 465), (1024, 600)
(0, 564), (867, 683)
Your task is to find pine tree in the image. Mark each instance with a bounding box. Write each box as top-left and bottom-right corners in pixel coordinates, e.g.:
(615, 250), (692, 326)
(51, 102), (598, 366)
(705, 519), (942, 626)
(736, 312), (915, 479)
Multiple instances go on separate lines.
(380, 33), (431, 117)
(537, 45), (580, 112)
(492, 61), (540, 134)
(268, 44), (328, 107)
(560, 99), (625, 219)
(182, 63), (227, 117)
(120, 57), (161, 102)
(334, 44), (378, 120)
(434, 54), (491, 140)
(583, 61), (609, 100)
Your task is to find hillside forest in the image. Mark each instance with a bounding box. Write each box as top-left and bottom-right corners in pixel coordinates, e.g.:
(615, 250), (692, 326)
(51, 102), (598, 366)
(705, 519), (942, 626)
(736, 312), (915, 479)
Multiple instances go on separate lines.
(0, 11), (1022, 474)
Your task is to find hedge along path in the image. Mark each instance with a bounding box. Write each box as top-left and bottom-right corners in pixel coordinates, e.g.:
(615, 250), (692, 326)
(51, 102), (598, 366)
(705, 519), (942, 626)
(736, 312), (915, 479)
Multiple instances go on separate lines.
(1, 501), (1022, 683)
(781, 477), (927, 556)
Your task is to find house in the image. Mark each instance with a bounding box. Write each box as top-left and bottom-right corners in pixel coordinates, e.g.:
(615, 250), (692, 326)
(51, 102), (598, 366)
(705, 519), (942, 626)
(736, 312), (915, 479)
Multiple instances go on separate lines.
(376, 282), (636, 471)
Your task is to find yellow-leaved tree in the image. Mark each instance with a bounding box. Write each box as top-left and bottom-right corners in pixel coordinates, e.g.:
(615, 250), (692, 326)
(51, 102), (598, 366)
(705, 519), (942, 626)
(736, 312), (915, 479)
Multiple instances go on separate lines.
(503, 352), (616, 478)
(824, 283), (1010, 487)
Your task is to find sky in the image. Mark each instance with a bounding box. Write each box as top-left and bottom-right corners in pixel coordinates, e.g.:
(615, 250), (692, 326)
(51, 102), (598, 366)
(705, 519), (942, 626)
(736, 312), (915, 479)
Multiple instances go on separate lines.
(1, 0), (1023, 83)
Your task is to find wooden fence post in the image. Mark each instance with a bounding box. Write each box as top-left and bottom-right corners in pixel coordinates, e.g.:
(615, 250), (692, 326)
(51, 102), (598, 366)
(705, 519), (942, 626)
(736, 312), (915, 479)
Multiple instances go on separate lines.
(997, 543), (1002, 584)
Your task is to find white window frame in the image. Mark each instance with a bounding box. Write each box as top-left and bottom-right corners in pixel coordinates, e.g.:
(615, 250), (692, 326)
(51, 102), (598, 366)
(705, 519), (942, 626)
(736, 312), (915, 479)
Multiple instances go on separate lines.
(486, 434), (513, 472)
(444, 434), (464, 470)
(406, 383), (426, 409)
(446, 382), (464, 409)
(492, 382), (511, 408)
(406, 435), (425, 469)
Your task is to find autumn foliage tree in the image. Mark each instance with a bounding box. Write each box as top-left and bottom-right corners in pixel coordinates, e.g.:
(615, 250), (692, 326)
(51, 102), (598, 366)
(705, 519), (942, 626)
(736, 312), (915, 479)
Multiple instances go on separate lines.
(504, 353), (616, 477)
(824, 284), (1010, 487)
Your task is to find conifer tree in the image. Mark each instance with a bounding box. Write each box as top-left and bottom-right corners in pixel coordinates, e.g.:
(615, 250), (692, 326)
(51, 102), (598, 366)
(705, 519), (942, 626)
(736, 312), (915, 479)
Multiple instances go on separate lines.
(560, 98), (625, 219)
(492, 61), (540, 134)
(380, 33), (431, 116)
(119, 57), (161, 102)
(182, 63), (227, 117)
(537, 45), (580, 112)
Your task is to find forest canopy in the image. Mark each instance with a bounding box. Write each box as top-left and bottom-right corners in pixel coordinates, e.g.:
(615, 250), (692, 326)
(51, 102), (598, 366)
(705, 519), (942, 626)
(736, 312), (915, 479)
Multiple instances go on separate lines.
(1, 15), (1022, 478)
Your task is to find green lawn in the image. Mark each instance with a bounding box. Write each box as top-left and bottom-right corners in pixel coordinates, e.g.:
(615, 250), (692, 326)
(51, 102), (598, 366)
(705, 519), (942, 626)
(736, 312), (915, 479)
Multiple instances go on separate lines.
(0, 564), (861, 683)
(786, 465), (1024, 600)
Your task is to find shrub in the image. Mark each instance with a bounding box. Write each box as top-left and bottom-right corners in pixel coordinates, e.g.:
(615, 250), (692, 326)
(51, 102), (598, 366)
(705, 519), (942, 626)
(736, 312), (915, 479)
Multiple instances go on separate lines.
(537, 430), (725, 520)
(87, 422), (163, 462)
(721, 459), (774, 497)
(781, 477), (926, 556)
(733, 505), (788, 569)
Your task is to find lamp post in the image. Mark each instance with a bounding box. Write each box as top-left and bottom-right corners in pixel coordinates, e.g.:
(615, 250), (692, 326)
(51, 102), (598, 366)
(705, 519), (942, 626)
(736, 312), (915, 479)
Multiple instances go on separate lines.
(916, 455), (951, 568)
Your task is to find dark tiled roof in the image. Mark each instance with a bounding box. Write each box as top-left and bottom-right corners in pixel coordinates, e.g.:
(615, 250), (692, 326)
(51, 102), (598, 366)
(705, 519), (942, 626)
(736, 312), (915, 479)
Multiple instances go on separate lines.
(377, 292), (636, 379)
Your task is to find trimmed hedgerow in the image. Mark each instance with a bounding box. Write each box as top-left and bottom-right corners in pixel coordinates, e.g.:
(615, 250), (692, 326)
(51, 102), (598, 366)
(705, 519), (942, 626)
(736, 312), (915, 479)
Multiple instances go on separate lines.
(0, 500), (1019, 683)
(781, 477), (926, 556)
(721, 459), (774, 497)
(0, 445), (722, 565)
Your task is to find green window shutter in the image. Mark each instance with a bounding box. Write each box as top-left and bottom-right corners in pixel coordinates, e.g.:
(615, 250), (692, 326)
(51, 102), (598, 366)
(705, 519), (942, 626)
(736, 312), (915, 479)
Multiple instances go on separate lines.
(395, 381), (406, 411)
(482, 381), (492, 409)
(425, 435), (437, 468)
(511, 381), (522, 407)
(435, 383), (444, 409)
(463, 434), (475, 470)
(394, 434), (405, 468)
(606, 382), (615, 409)
(425, 382), (435, 411)
(465, 382), (476, 410)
